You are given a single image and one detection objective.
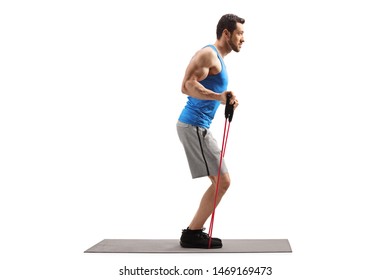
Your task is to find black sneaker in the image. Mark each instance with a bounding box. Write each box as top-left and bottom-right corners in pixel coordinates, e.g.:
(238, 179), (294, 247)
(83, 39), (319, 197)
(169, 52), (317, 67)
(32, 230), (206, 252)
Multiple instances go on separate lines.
(180, 227), (223, 249)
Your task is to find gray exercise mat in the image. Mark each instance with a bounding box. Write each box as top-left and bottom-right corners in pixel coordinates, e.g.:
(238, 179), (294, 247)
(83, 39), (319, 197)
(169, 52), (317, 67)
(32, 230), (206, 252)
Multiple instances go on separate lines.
(84, 239), (292, 253)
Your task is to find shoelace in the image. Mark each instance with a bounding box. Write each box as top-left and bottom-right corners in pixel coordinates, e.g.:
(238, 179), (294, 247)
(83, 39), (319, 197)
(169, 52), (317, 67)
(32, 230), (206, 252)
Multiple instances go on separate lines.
(198, 231), (210, 239)
(189, 228), (212, 239)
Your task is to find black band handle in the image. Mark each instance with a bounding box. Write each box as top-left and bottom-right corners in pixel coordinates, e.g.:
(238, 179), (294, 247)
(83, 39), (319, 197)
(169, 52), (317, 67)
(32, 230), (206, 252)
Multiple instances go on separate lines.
(224, 93), (234, 122)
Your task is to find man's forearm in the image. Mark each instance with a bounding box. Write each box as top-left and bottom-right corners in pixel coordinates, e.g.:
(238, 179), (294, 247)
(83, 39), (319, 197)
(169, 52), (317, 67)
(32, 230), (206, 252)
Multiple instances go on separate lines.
(182, 80), (222, 101)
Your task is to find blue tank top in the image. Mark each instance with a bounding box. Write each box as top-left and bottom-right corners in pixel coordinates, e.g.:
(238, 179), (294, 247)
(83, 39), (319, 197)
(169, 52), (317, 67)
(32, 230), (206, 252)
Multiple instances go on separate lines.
(178, 45), (228, 129)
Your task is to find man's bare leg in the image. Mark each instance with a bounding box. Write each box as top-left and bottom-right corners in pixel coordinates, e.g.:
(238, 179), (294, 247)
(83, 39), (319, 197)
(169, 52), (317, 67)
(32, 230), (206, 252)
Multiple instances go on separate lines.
(188, 173), (231, 230)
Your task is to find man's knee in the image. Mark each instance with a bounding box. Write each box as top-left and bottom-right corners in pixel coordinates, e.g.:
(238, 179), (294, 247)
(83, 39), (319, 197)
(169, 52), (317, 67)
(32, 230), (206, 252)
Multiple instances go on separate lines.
(220, 175), (231, 192)
(211, 173), (230, 194)
(210, 173), (230, 193)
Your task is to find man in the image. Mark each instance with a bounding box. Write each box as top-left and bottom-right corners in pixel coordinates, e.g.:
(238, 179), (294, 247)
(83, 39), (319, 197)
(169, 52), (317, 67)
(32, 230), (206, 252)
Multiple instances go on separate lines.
(176, 14), (245, 249)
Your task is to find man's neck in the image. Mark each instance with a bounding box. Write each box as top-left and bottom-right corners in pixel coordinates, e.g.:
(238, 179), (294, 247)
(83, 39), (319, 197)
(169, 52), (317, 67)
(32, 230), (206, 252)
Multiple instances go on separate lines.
(214, 41), (231, 58)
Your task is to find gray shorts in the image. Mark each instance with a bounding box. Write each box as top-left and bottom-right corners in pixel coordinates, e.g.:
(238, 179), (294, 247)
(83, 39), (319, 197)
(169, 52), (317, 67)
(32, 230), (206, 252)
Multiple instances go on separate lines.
(177, 121), (228, 179)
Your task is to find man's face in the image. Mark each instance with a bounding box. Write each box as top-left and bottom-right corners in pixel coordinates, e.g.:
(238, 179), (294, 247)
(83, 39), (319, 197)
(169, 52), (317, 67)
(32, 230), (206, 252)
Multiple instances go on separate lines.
(228, 23), (245, 52)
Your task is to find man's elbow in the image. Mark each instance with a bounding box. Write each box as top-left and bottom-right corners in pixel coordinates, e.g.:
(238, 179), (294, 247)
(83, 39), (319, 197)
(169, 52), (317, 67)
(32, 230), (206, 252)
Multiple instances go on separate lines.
(181, 82), (188, 95)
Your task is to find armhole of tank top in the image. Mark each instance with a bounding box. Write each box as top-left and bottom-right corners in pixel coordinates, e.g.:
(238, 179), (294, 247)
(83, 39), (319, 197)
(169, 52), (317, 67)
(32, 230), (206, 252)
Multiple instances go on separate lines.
(208, 45), (224, 71)
(202, 44), (224, 74)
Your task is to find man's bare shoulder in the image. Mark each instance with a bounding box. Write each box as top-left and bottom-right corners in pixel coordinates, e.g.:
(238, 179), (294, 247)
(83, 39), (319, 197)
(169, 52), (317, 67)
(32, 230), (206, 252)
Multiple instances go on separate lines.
(195, 46), (217, 58)
(191, 46), (219, 68)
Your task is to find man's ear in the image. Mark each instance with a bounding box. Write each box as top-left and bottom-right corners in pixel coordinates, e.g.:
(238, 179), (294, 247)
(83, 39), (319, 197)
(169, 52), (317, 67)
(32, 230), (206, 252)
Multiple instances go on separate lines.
(223, 29), (231, 38)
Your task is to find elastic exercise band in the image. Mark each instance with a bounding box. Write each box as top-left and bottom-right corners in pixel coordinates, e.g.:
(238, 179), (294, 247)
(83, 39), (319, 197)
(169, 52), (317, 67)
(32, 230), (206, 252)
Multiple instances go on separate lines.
(208, 94), (234, 248)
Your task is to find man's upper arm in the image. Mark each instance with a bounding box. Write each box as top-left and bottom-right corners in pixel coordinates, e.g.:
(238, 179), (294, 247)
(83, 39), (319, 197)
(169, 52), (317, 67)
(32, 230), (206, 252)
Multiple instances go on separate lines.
(181, 48), (214, 93)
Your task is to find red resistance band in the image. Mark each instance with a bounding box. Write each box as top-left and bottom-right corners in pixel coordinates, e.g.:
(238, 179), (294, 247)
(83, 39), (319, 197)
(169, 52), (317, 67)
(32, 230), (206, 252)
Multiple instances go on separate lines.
(208, 94), (234, 248)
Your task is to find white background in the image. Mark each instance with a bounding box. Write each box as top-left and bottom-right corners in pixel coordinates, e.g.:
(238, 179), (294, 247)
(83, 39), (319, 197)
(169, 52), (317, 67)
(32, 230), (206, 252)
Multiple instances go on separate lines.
(1, 0), (389, 279)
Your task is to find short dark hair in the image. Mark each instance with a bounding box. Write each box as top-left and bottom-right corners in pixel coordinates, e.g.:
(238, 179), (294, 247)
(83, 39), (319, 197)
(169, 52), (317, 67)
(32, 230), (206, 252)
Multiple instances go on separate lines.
(216, 14), (245, 39)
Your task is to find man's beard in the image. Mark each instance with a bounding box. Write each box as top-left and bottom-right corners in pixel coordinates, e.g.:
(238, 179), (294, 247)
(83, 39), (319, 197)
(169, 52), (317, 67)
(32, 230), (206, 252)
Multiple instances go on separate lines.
(229, 38), (240, 52)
